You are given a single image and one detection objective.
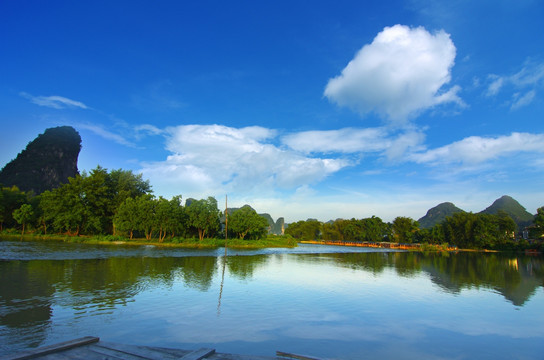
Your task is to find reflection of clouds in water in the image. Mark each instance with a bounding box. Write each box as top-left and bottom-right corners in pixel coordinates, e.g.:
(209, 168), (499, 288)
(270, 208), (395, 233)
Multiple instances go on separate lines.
(2, 240), (544, 359)
(417, 299), (544, 339)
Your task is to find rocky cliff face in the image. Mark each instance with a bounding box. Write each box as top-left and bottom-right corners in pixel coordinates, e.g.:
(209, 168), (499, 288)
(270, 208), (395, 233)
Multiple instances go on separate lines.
(0, 126), (81, 194)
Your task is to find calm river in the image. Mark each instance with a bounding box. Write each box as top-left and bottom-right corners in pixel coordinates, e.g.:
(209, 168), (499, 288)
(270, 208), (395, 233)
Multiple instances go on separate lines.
(1, 239), (543, 359)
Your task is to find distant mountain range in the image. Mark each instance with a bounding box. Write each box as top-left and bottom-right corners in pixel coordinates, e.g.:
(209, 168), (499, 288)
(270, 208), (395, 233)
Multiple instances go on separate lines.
(418, 195), (535, 230)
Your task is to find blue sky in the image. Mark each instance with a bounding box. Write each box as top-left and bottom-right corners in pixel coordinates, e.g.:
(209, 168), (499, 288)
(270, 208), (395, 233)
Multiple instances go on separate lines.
(1, 0), (543, 222)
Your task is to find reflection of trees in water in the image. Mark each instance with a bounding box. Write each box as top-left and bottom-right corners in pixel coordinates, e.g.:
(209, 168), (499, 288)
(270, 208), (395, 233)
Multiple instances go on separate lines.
(326, 252), (392, 275)
(320, 251), (424, 276)
(0, 255), (220, 354)
(321, 251), (544, 306)
(420, 253), (540, 306)
(174, 256), (217, 291)
(226, 255), (269, 280)
(0, 261), (54, 351)
(1, 250), (543, 354)
(217, 255), (270, 315)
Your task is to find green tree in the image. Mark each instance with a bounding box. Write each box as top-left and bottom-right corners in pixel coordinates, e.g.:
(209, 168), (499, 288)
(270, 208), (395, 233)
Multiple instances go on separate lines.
(391, 217), (419, 243)
(442, 212), (476, 248)
(229, 206), (269, 240)
(186, 197), (220, 240)
(38, 166), (153, 236)
(322, 220), (341, 240)
(155, 197), (174, 242)
(113, 197), (140, 239)
(12, 204), (33, 235)
(81, 167), (110, 234)
(167, 195), (188, 238)
(360, 216), (390, 242)
(441, 212), (514, 249)
(285, 219), (322, 240)
(535, 207), (544, 228)
(472, 214), (498, 248)
(343, 218), (365, 241)
(39, 177), (85, 235)
(532, 207), (544, 238)
(107, 169), (152, 234)
(135, 194), (156, 240)
(496, 210), (516, 240)
(0, 186), (28, 230)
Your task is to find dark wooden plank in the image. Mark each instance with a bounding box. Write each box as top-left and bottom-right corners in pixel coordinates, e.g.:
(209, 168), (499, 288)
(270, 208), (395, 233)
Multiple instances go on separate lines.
(207, 353), (276, 360)
(0, 337), (100, 360)
(98, 342), (191, 358)
(179, 348), (215, 360)
(86, 345), (150, 360)
(276, 351), (322, 360)
(38, 347), (114, 360)
(93, 342), (183, 360)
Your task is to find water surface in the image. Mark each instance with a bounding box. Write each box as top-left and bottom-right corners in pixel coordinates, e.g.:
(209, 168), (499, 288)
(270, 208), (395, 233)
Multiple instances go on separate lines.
(1, 239), (543, 359)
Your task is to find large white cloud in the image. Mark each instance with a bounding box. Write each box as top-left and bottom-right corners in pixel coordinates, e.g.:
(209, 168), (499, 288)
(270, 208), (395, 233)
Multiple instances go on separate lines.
(133, 125), (544, 222)
(139, 124), (350, 198)
(324, 24), (462, 123)
(411, 132), (544, 165)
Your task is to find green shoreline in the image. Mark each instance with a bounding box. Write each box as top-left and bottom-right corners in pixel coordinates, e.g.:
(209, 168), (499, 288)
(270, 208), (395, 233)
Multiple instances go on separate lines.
(0, 232), (297, 250)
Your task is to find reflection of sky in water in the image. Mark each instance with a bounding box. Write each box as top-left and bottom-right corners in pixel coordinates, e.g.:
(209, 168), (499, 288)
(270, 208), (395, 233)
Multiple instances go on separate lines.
(1, 241), (543, 359)
(49, 254), (544, 359)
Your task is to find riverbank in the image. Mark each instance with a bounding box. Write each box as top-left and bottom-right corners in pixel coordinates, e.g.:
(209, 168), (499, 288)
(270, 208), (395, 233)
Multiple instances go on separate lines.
(0, 233), (297, 249)
(299, 240), (457, 251)
(297, 240), (519, 253)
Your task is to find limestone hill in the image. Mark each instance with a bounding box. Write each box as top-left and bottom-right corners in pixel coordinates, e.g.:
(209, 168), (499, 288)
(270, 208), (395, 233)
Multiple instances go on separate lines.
(479, 195), (534, 229)
(0, 126), (81, 194)
(418, 202), (465, 229)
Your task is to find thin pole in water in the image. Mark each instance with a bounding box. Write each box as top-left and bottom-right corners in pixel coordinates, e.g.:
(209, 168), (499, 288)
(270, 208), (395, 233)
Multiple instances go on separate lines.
(224, 194), (228, 257)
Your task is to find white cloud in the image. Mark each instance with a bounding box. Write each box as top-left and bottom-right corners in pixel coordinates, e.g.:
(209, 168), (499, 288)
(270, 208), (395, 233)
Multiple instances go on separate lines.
(139, 124), (351, 199)
(324, 24), (462, 123)
(281, 127), (389, 154)
(134, 124), (164, 137)
(20, 92), (88, 109)
(511, 60), (544, 87)
(411, 132), (544, 165)
(384, 131), (426, 160)
(485, 59), (544, 110)
(76, 123), (136, 147)
(485, 75), (504, 96)
(132, 124), (544, 223)
(281, 127), (425, 161)
(511, 90), (536, 110)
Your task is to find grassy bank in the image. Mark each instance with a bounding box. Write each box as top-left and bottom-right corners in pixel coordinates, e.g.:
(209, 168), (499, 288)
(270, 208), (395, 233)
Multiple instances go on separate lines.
(0, 232), (297, 249)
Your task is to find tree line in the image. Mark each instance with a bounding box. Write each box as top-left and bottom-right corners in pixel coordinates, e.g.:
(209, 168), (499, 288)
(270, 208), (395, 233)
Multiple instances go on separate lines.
(286, 210), (544, 250)
(0, 166), (271, 241)
(2, 165), (543, 248)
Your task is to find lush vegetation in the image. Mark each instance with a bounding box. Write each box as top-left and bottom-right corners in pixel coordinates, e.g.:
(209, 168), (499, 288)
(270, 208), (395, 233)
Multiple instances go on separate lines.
(0, 166), (289, 248)
(286, 210), (544, 251)
(1, 165), (542, 251)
